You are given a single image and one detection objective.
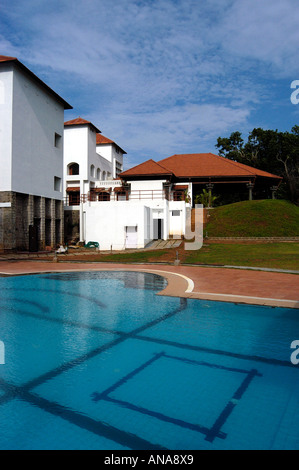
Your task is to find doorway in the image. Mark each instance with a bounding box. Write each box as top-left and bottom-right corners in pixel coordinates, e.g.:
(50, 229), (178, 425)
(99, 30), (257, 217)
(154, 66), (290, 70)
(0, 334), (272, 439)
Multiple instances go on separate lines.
(153, 218), (164, 240)
(29, 224), (38, 252)
(125, 226), (138, 249)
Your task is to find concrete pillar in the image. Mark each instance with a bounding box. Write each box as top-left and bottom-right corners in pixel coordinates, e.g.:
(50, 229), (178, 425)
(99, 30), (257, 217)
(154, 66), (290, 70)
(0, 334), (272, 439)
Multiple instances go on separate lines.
(247, 182), (254, 201)
(206, 183), (214, 207)
(59, 200), (64, 244)
(270, 186), (278, 199)
(27, 194), (34, 251)
(50, 199), (56, 248)
(39, 197), (45, 250)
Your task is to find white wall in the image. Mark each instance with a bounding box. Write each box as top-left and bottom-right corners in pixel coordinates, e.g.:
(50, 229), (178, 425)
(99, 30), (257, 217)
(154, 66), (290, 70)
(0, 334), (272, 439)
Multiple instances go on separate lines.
(96, 143), (124, 178)
(96, 143), (112, 163)
(64, 125), (114, 200)
(10, 65), (65, 199)
(169, 201), (186, 237)
(129, 179), (166, 191)
(84, 201), (150, 250)
(0, 67), (13, 191)
(64, 126), (89, 181)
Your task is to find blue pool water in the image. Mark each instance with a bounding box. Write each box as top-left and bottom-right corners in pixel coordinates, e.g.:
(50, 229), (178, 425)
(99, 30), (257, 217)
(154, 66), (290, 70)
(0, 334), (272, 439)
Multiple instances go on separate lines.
(0, 270), (298, 450)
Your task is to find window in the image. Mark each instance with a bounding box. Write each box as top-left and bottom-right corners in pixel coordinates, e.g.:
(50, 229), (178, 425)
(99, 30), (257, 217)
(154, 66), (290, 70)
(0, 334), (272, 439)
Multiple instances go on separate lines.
(54, 133), (62, 148)
(97, 168), (101, 179)
(90, 165), (95, 177)
(172, 210), (180, 216)
(54, 176), (61, 192)
(68, 163), (79, 175)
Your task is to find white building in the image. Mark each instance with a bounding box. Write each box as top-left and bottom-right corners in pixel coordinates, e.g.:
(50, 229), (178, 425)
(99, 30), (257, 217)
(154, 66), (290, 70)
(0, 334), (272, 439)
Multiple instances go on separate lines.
(79, 159), (191, 250)
(78, 151), (281, 251)
(63, 117), (127, 243)
(0, 55), (72, 251)
(96, 133), (126, 179)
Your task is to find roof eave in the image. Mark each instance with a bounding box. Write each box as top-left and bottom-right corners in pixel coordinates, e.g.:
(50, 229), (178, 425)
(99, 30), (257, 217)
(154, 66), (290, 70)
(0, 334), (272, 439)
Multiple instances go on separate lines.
(1, 57), (72, 110)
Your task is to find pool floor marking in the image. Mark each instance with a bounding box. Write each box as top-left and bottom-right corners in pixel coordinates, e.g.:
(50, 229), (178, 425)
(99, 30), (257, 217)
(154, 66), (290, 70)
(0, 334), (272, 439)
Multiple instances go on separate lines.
(92, 352), (165, 401)
(0, 293), (189, 449)
(204, 368), (261, 443)
(0, 272), (295, 449)
(0, 378), (165, 451)
(91, 351), (262, 444)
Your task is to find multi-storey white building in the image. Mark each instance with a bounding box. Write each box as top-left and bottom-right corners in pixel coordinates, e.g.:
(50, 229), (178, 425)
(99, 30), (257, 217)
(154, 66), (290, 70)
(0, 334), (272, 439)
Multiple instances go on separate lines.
(0, 55), (72, 251)
(63, 117), (126, 243)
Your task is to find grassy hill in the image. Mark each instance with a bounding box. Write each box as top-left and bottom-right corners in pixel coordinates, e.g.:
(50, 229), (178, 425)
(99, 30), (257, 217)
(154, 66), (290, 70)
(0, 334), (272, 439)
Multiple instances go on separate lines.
(204, 200), (299, 237)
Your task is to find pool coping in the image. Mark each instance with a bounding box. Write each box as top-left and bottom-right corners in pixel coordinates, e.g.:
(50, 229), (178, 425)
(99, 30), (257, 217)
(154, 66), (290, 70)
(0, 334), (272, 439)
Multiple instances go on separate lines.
(0, 260), (298, 309)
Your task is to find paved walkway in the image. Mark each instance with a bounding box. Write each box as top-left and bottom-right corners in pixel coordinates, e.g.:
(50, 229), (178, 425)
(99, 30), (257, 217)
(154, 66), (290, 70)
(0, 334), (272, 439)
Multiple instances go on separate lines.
(0, 259), (298, 309)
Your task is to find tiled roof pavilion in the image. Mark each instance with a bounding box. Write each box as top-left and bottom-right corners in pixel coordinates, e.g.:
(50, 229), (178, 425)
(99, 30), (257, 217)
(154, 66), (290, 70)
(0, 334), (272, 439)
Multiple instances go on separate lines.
(120, 153), (282, 200)
(121, 153), (282, 181)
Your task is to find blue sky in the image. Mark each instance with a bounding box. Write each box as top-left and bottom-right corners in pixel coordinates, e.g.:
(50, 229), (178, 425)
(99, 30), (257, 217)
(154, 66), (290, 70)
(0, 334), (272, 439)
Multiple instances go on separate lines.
(1, 0), (299, 169)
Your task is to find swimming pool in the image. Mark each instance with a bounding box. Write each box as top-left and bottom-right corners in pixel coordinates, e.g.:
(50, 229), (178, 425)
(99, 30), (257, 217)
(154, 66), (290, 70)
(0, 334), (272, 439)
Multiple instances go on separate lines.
(0, 270), (298, 450)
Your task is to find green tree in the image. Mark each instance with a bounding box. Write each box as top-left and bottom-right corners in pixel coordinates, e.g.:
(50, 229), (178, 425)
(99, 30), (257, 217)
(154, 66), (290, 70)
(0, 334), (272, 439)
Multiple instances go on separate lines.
(216, 126), (299, 203)
(194, 189), (218, 208)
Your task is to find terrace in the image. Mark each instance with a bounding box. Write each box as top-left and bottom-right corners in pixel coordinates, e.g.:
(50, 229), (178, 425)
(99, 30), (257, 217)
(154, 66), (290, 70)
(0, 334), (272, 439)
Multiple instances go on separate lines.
(64, 186), (187, 206)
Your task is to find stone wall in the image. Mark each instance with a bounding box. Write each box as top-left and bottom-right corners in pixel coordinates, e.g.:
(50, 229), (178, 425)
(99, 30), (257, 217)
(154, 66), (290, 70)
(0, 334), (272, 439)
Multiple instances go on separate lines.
(0, 191), (64, 252)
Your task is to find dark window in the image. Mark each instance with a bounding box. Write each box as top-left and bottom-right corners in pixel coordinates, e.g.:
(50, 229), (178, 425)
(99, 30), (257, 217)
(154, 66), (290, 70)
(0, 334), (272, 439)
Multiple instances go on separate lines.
(68, 163), (79, 175)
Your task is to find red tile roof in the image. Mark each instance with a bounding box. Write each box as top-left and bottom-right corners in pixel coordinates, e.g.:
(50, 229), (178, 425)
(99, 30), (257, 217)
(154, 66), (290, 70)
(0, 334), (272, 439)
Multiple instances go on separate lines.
(96, 133), (127, 154)
(120, 153), (282, 180)
(120, 159), (173, 177)
(64, 117), (100, 133)
(159, 153), (282, 179)
(0, 55), (17, 62)
(96, 134), (113, 145)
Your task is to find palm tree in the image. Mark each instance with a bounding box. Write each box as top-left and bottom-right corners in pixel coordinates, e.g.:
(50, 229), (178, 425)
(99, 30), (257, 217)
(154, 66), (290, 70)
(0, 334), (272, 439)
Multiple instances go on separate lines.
(194, 189), (218, 207)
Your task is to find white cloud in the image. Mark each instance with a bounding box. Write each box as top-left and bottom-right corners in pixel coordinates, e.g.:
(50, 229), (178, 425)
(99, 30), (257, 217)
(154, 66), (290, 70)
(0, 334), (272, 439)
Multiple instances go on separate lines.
(218, 0), (299, 76)
(1, 0), (297, 165)
(97, 102), (251, 168)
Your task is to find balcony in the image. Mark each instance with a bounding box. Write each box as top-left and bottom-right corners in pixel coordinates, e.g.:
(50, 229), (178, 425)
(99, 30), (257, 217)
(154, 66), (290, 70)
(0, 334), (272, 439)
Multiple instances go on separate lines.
(64, 189), (170, 206)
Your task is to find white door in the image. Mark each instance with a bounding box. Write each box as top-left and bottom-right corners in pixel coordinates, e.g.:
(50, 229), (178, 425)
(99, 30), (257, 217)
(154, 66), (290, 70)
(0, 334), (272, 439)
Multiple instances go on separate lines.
(125, 226), (138, 248)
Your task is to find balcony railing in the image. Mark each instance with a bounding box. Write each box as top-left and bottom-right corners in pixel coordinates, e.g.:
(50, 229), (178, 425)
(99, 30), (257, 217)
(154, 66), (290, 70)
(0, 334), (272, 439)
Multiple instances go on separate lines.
(64, 188), (188, 206)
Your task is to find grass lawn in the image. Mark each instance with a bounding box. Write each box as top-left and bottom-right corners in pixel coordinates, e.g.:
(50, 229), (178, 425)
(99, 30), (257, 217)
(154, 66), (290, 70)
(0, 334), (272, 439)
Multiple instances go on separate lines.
(205, 200), (299, 237)
(64, 242), (299, 271)
(183, 242), (299, 270)
(59, 200), (299, 271)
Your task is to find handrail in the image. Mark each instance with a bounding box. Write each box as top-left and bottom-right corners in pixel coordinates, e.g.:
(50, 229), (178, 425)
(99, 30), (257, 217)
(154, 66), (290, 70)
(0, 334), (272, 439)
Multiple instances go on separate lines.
(63, 188), (185, 205)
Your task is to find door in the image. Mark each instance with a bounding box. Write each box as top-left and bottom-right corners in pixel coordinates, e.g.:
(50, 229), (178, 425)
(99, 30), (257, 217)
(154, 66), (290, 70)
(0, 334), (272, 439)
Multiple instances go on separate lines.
(29, 225), (38, 252)
(125, 226), (138, 249)
(153, 218), (164, 239)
